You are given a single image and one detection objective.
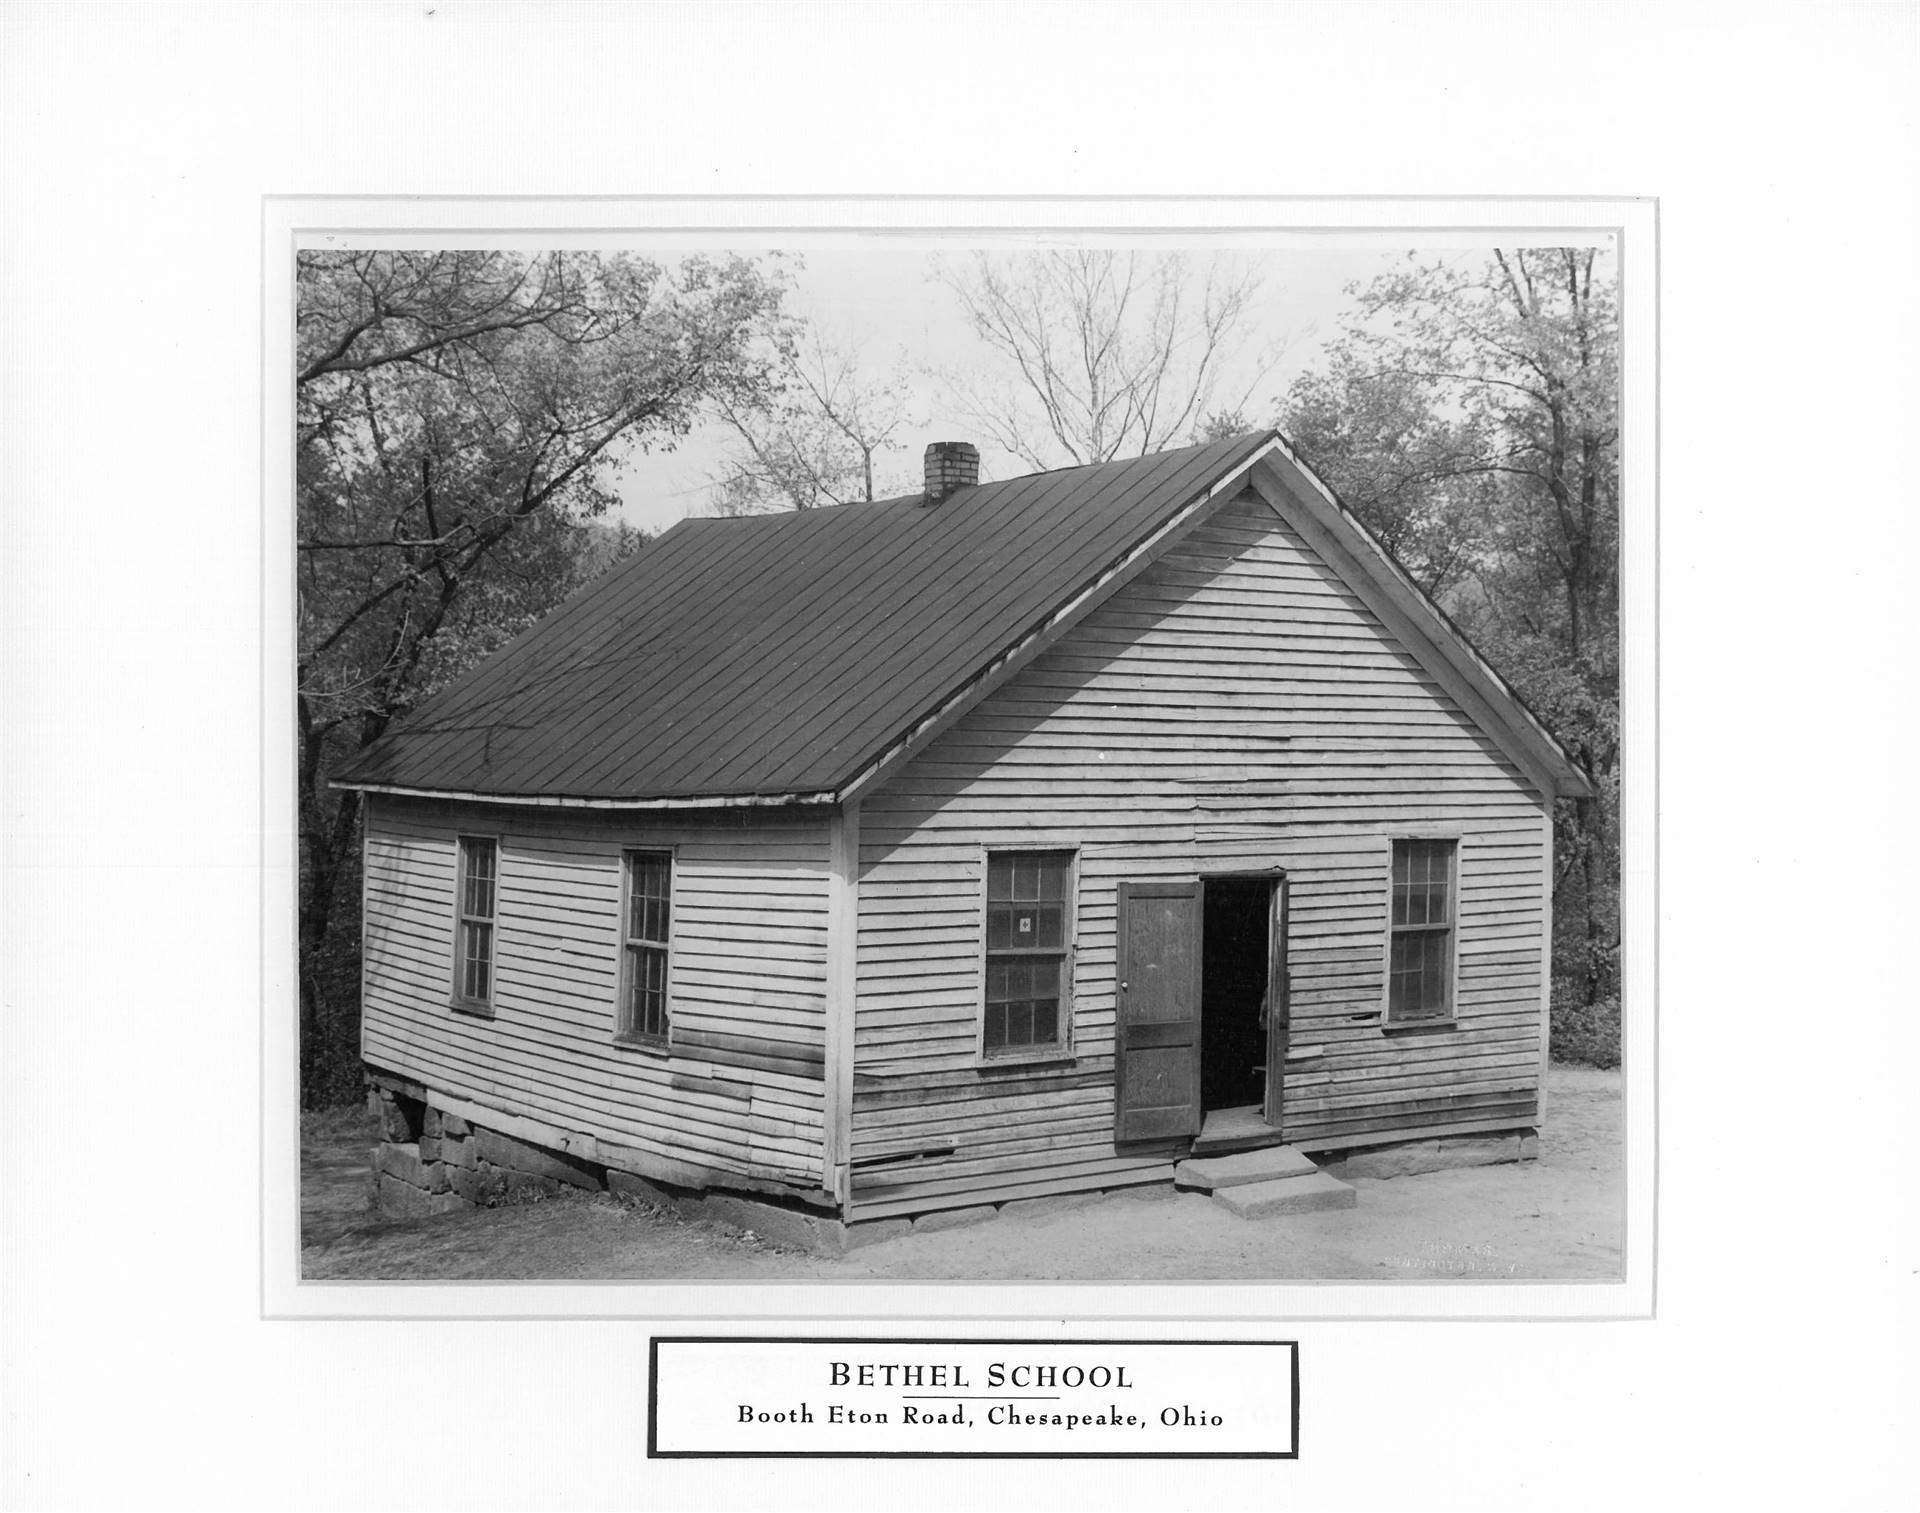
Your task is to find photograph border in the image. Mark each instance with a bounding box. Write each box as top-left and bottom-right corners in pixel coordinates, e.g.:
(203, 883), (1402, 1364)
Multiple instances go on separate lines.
(265, 194), (1657, 1323)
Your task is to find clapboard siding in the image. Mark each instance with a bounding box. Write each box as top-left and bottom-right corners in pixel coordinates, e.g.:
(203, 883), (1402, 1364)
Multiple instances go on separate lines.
(360, 795), (832, 1192)
(849, 488), (1549, 1217)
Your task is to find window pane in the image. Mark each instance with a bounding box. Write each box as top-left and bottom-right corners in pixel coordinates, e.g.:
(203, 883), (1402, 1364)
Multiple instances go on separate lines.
(625, 944), (668, 1038)
(1035, 904), (1062, 949)
(463, 921), (492, 1002)
(1389, 930), (1447, 1018)
(626, 853), (671, 945)
(1029, 998), (1058, 1047)
(986, 906), (1012, 952)
(987, 855), (1013, 902)
(461, 840), (497, 921)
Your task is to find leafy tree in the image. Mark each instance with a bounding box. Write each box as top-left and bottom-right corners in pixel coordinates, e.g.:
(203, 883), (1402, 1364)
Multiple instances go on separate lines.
(1281, 248), (1621, 1049)
(296, 250), (786, 1105)
(936, 250), (1278, 469)
(708, 326), (916, 512)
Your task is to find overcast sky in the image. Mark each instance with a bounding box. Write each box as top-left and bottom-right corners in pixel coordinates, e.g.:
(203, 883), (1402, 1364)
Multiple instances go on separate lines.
(609, 237), (1616, 533)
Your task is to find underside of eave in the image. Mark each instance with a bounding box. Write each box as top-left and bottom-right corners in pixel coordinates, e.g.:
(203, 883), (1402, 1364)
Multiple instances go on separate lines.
(1246, 450), (1594, 803)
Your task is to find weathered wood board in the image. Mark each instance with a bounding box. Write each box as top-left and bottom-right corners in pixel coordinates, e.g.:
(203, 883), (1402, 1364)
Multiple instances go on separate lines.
(848, 488), (1549, 1217)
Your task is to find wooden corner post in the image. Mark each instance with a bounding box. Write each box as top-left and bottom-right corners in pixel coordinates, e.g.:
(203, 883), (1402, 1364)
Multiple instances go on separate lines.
(822, 801), (861, 1210)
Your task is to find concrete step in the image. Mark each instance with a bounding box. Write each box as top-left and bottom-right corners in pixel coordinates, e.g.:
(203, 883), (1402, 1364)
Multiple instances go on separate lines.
(1212, 1170), (1358, 1219)
(1175, 1145), (1321, 1191)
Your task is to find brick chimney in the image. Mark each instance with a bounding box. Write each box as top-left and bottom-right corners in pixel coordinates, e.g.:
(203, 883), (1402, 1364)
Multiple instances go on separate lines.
(922, 441), (980, 505)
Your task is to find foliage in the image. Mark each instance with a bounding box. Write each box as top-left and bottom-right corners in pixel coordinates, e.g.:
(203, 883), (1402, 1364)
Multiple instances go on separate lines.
(708, 326), (918, 512)
(1281, 248), (1621, 1018)
(1553, 991), (1621, 1070)
(296, 250), (787, 1107)
(936, 250), (1278, 469)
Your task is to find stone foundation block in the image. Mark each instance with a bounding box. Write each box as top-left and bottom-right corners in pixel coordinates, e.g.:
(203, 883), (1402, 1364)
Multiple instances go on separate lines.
(377, 1142), (426, 1187)
(1518, 1132), (1539, 1160)
(913, 1204), (997, 1234)
(474, 1128), (604, 1190)
(703, 1194), (842, 1253)
(1318, 1132), (1527, 1181)
(421, 1108), (444, 1139)
(441, 1112), (470, 1139)
(377, 1173), (433, 1218)
(417, 1135), (441, 1163)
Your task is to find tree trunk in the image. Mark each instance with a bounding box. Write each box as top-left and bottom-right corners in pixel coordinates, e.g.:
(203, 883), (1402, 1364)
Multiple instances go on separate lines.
(297, 697), (366, 1108)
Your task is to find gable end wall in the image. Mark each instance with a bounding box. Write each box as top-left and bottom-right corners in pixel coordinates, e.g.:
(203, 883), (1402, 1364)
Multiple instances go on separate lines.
(849, 489), (1551, 1220)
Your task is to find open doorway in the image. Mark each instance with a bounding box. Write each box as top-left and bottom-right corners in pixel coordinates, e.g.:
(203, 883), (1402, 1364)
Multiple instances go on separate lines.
(1201, 877), (1273, 1115)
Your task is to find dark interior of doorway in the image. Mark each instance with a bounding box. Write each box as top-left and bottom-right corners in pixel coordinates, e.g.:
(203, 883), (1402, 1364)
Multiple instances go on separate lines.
(1201, 879), (1270, 1113)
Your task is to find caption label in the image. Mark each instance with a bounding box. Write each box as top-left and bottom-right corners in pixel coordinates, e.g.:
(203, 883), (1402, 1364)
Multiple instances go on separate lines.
(649, 1338), (1297, 1458)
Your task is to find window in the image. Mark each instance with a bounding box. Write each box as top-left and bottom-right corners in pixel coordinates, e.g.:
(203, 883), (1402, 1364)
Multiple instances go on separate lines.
(983, 850), (1073, 1057)
(453, 836), (498, 1010)
(618, 849), (673, 1043)
(1387, 838), (1456, 1022)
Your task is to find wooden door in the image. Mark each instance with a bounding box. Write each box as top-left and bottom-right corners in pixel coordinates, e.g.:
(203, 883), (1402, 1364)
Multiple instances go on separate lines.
(1262, 872), (1291, 1127)
(1113, 880), (1204, 1142)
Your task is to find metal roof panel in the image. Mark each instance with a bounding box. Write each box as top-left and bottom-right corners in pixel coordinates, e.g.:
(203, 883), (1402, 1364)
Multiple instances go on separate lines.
(336, 433), (1275, 801)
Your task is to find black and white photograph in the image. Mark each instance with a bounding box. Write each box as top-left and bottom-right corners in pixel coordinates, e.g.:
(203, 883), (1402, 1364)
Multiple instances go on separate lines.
(4, 3), (1913, 1509)
(293, 239), (1626, 1283)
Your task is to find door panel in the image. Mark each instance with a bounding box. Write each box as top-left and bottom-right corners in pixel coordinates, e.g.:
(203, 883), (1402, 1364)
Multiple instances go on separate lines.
(1263, 872), (1290, 1127)
(1114, 880), (1203, 1142)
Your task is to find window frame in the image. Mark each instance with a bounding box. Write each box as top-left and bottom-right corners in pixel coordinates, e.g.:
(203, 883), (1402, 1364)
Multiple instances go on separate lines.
(1381, 835), (1461, 1028)
(975, 846), (1078, 1066)
(450, 832), (501, 1016)
(614, 846), (676, 1050)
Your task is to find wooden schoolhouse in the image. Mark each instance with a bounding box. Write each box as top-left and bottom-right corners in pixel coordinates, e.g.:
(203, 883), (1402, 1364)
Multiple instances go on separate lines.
(337, 431), (1591, 1237)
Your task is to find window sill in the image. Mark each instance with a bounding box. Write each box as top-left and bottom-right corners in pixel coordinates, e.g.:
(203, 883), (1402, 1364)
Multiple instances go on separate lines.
(611, 1033), (670, 1057)
(1380, 1017), (1459, 1035)
(449, 999), (495, 1019)
(976, 1049), (1077, 1074)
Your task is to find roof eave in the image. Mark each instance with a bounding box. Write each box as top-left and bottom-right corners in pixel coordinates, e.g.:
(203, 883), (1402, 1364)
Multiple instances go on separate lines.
(333, 779), (840, 811)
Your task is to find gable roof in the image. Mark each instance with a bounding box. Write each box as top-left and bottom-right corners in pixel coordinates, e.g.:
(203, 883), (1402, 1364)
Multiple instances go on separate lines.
(336, 431), (1592, 806)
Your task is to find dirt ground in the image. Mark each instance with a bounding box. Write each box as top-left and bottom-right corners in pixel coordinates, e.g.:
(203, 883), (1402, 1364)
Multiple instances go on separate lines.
(301, 1063), (1623, 1282)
